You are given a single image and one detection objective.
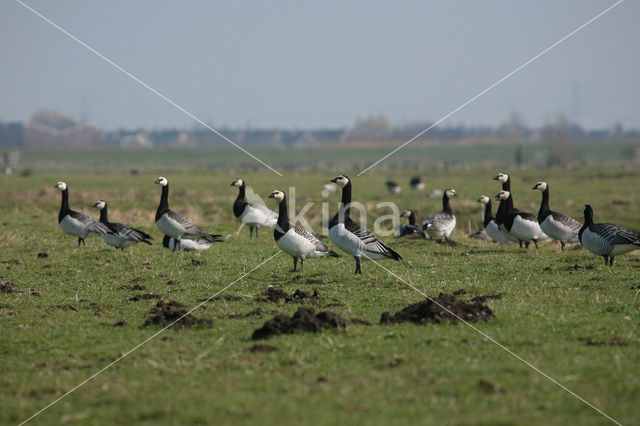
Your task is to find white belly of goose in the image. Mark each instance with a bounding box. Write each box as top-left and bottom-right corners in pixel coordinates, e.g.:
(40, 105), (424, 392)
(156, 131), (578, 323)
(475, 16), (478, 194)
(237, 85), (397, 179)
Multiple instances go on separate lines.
(60, 215), (90, 238)
(540, 216), (579, 243)
(240, 205), (277, 227)
(509, 216), (547, 242)
(277, 230), (317, 259)
(156, 214), (185, 239)
(485, 220), (507, 244)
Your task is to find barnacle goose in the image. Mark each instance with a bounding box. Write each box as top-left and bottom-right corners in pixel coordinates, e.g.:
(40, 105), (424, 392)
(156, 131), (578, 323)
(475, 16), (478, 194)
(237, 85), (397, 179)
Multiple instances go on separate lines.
(421, 189), (458, 242)
(54, 181), (110, 246)
(495, 191), (547, 248)
(396, 210), (427, 238)
(410, 176), (425, 191)
(231, 178), (278, 239)
(532, 182), (581, 250)
(493, 173), (523, 244)
(93, 200), (152, 249)
(477, 195), (507, 244)
(386, 181), (401, 194)
(579, 205), (640, 266)
(329, 175), (402, 274)
(268, 190), (339, 272)
(154, 177), (224, 244)
(162, 235), (211, 252)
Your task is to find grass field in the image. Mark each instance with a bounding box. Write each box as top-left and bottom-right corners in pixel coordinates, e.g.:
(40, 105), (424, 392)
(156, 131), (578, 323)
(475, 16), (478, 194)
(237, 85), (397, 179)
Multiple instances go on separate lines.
(1, 160), (640, 424)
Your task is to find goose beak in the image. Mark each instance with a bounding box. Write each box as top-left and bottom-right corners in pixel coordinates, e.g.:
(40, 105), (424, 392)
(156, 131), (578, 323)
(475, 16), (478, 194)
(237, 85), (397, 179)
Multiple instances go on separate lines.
(154, 178), (161, 184)
(494, 194), (501, 201)
(267, 193), (275, 199)
(330, 177), (338, 183)
(492, 175), (499, 181)
(531, 185), (538, 190)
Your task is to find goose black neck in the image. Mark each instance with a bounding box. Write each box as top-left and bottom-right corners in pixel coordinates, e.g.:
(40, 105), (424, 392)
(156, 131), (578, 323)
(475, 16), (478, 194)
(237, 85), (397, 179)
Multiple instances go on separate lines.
(408, 211), (416, 225)
(233, 183), (247, 218)
(340, 181), (352, 218)
(99, 205), (109, 223)
(583, 207), (593, 226)
(483, 200), (493, 227)
(506, 193), (515, 212)
(503, 177), (510, 191)
(155, 184), (169, 221)
(442, 193), (452, 214)
(58, 189), (70, 222)
(538, 186), (551, 221)
(276, 197), (290, 233)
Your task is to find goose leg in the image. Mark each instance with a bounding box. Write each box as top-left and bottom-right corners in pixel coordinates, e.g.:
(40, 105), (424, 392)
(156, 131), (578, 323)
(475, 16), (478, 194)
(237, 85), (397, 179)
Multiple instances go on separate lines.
(519, 241), (523, 248)
(255, 226), (259, 239)
(602, 255), (608, 266)
(561, 241), (565, 251)
(249, 226), (254, 240)
(300, 258), (304, 273)
(533, 240), (539, 249)
(354, 257), (362, 275)
(77, 238), (82, 247)
(293, 257), (298, 272)
(609, 257), (615, 267)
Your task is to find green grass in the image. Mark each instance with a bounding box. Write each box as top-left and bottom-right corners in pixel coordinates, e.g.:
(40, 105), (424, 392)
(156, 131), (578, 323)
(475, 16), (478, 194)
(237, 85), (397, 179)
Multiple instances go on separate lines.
(1, 164), (639, 425)
(6, 141), (640, 173)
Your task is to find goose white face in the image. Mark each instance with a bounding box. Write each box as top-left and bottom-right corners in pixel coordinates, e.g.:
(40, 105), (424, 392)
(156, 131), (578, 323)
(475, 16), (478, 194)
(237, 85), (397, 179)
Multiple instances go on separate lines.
(94, 200), (106, 210)
(533, 181), (547, 191)
(268, 190), (285, 201)
(331, 175), (350, 188)
(154, 176), (168, 186)
(400, 210), (412, 218)
(477, 195), (490, 204)
(231, 178), (244, 187)
(54, 181), (67, 191)
(495, 191), (510, 201)
(445, 189), (458, 198)
(494, 173), (509, 183)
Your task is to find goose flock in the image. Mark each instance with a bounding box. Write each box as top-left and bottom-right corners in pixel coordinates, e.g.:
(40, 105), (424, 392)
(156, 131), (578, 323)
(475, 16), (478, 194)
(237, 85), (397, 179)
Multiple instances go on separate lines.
(53, 171), (640, 270)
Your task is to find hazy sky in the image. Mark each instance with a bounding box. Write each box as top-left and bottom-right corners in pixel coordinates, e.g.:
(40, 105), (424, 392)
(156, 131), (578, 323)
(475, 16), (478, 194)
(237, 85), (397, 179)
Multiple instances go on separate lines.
(1, 1), (638, 130)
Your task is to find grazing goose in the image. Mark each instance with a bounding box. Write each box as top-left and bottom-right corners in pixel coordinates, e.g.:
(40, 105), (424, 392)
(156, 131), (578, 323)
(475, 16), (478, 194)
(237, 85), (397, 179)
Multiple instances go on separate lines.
(231, 178), (278, 239)
(386, 181), (401, 194)
(54, 181), (110, 246)
(477, 195), (507, 244)
(495, 191), (547, 248)
(93, 200), (152, 249)
(422, 189), (458, 242)
(579, 205), (640, 266)
(154, 177), (224, 243)
(162, 235), (211, 252)
(268, 190), (339, 272)
(396, 210), (427, 238)
(329, 175), (403, 274)
(410, 176), (425, 191)
(532, 182), (581, 250)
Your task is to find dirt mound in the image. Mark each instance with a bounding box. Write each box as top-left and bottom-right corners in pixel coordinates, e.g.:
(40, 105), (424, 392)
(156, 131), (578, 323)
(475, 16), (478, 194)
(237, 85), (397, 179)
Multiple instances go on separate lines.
(380, 293), (494, 325)
(263, 287), (321, 304)
(129, 293), (162, 302)
(144, 300), (209, 329)
(252, 306), (347, 340)
(249, 344), (278, 353)
(166, 279), (180, 285)
(567, 264), (595, 271)
(0, 281), (16, 293)
(37, 252), (48, 258)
